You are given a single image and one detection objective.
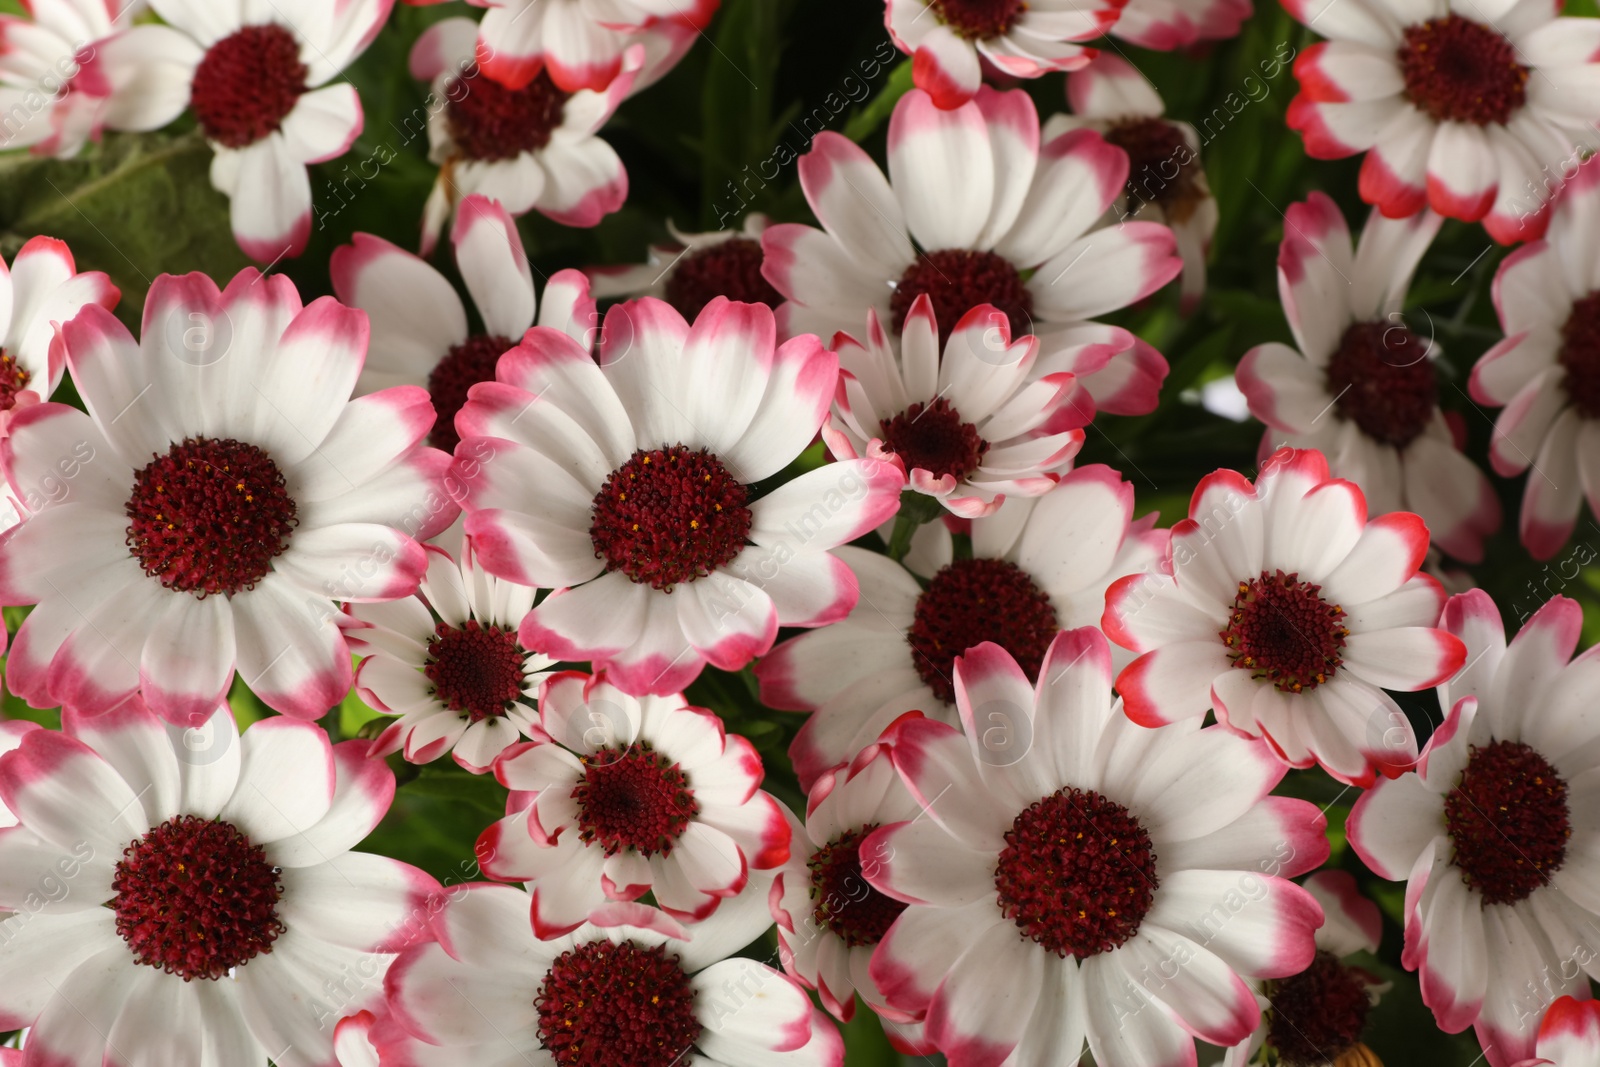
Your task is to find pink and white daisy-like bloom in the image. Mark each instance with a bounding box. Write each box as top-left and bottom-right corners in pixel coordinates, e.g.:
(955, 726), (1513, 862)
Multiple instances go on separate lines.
(411, 17), (637, 255)
(1514, 998), (1600, 1067)
(763, 86), (1181, 421)
(332, 194), (596, 453)
(0, 701), (440, 1067)
(884, 0), (1117, 110)
(380, 883), (844, 1067)
(1348, 590), (1600, 1066)
(1474, 158), (1600, 559)
(140, 0), (391, 262)
(1105, 447), (1468, 787)
(452, 296), (902, 696)
(1283, 0), (1600, 243)
(1111, 0), (1249, 48)
(587, 213), (784, 322)
(758, 465), (1167, 788)
(824, 298), (1085, 518)
(862, 629), (1329, 1066)
(345, 536), (555, 774)
(1236, 192), (1500, 563)
(1224, 870), (1387, 1067)
(478, 670), (790, 934)
(1053, 55), (1218, 313)
(0, 236), (117, 429)
(0, 268), (453, 726)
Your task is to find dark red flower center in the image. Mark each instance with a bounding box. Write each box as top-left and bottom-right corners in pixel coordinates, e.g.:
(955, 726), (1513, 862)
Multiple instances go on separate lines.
(112, 815), (285, 981)
(1103, 118), (1203, 221)
(880, 397), (989, 483)
(994, 787), (1158, 960)
(908, 558), (1059, 704)
(125, 437), (298, 597)
(930, 0), (1025, 39)
(1221, 571), (1348, 693)
(573, 743), (699, 856)
(536, 939), (702, 1067)
(447, 68), (572, 162)
(1445, 740), (1570, 905)
(664, 237), (782, 321)
(1267, 951), (1373, 1066)
(890, 249), (1033, 345)
(427, 333), (513, 452)
(1399, 16), (1528, 126)
(589, 445), (753, 591)
(190, 24), (308, 149)
(425, 619), (525, 723)
(1326, 320), (1438, 448)
(0, 350), (31, 411)
(809, 824), (909, 947)
(1559, 291), (1600, 419)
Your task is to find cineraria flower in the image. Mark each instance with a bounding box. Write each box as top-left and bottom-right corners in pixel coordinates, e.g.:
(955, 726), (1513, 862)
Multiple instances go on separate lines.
(825, 298), (1085, 518)
(763, 86), (1181, 420)
(1111, 0), (1250, 49)
(452, 296), (901, 695)
(1053, 55), (1218, 313)
(587, 213), (783, 322)
(411, 17), (637, 255)
(345, 536), (556, 774)
(0, 236), (117, 426)
(1283, 0), (1600, 242)
(332, 194), (596, 452)
(1348, 590), (1600, 1066)
(1225, 870), (1387, 1067)
(0, 268), (453, 725)
(142, 0), (391, 261)
(380, 884), (844, 1067)
(759, 465), (1167, 787)
(1474, 158), (1600, 559)
(863, 630), (1328, 1066)
(1105, 447), (1467, 787)
(478, 671), (789, 933)
(1236, 192), (1500, 562)
(0, 701), (440, 1066)
(1515, 997), (1600, 1067)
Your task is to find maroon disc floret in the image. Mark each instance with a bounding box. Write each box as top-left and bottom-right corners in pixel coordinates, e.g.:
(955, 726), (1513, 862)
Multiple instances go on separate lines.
(0, 351), (31, 411)
(1445, 740), (1570, 905)
(447, 68), (572, 162)
(1103, 118), (1202, 219)
(589, 445), (753, 590)
(112, 815), (285, 981)
(880, 397), (989, 484)
(890, 249), (1033, 345)
(572, 743), (699, 856)
(1267, 951), (1374, 1066)
(190, 24), (308, 148)
(426, 333), (514, 452)
(994, 787), (1158, 960)
(1221, 570), (1348, 693)
(125, 437), (298, 597)
(1559, 292), (1600, 419)
(1399, 16), (1529, 126)
(809, 824), (909, 947)
(536, 939), (702, 1067)
(664, 237), (783, 320)
(908, 558), (1058, 704)
(930, 0), (1025, 39)
(1325, 321), (1438, 448)
(425, 619), (525, 723)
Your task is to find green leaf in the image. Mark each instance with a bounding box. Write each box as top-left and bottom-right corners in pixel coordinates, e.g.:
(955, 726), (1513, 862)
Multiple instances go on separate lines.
(842, 60), (913, 143)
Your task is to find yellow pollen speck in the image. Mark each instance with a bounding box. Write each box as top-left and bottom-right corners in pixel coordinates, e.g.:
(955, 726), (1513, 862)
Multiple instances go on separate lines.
(690, 520), (700, 529)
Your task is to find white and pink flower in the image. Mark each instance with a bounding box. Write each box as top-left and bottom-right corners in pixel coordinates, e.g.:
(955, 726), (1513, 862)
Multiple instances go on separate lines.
(0, 701), (439, 1066)
(1237, 192), (1499, 562)
(477, 671), (790, 934)
(0, 268), (453, 725)
(452, 296), (901, 696)
(1105, 447), (1467, 787)
(1284, 0), (1600, 243)
(587, 213), (783, 321)
(759, 465), (1166, 788)
(1514, 997), (1600, 1067)
(863, 629), (1329, 1066)
(1112, 0), (1250, 49)
(1349, 590), (1600, 1066)
(762, 86), (1181, 422)
(332, 194), (596, 453)
(0, 236), (117, 428)
(1474, 157), (1600, 559)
